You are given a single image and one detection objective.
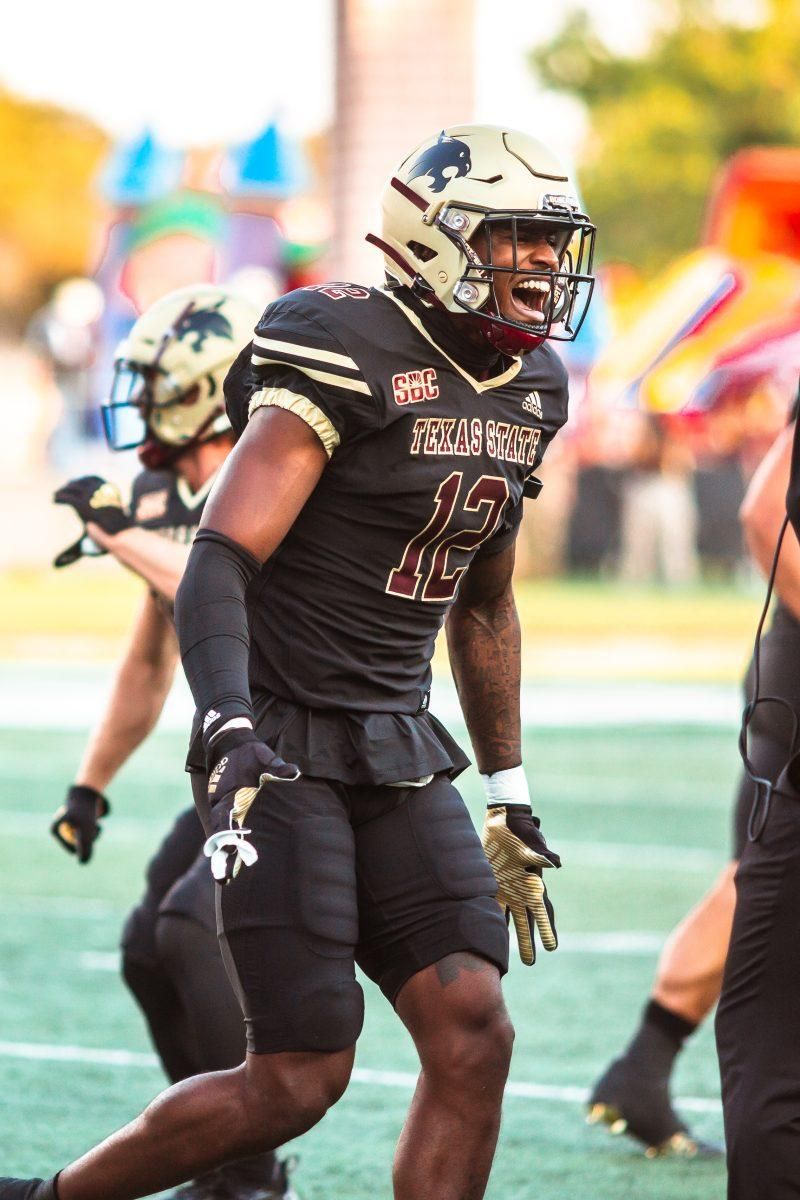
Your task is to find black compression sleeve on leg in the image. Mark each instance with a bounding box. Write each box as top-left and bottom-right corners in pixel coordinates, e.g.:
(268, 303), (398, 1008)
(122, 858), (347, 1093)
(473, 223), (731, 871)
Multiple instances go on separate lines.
(644, 999), (697, 1046)
(174, 529), (261, 735)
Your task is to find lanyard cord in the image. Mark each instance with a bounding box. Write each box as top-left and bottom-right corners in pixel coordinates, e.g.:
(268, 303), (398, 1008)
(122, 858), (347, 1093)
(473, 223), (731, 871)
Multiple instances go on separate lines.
(738, 513), (799, 841)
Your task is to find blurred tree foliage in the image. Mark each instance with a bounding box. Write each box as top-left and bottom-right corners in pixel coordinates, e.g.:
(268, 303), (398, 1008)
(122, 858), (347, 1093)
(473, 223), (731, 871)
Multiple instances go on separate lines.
(0, 89), (107, 308)
(532, 0), (800, 273)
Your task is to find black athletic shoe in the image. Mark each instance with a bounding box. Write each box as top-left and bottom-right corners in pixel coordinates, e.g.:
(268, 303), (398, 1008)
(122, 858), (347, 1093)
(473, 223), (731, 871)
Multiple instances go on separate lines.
(586, 1056), (723, 1158)
(172, 1170), (224, 1199)
(172, 1156), (301, 1200)
(215, 1155), (301, 1200)
(0, 1181), (57, 1200)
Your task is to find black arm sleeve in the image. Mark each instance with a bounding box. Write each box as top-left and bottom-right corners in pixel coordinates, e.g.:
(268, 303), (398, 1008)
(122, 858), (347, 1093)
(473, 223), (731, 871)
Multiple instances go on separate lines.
(174, 528), (261, 748)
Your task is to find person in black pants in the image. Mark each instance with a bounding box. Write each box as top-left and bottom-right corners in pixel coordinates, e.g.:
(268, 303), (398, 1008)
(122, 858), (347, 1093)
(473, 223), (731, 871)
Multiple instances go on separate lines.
(587, 416), (797, 1159)
(716, 414), (800, 1199)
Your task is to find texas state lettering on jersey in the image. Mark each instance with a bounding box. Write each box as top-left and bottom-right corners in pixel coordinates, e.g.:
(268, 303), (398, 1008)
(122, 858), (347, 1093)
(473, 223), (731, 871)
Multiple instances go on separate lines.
(408, 415), (541, 464)
(224, 283), (569, 715)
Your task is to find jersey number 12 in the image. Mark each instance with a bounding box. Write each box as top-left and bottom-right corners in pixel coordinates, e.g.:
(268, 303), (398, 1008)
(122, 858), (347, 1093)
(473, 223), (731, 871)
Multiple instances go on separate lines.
(387, 471), (509, 603)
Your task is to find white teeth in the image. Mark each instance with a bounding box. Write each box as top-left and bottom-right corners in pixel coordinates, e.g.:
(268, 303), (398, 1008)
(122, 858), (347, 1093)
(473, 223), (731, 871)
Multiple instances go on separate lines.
(515, 280), (550, 294)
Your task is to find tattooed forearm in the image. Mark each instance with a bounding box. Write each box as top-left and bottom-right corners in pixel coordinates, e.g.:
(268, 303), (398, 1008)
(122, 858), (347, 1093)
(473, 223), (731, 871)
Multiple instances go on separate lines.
(446, 578), (521, 774)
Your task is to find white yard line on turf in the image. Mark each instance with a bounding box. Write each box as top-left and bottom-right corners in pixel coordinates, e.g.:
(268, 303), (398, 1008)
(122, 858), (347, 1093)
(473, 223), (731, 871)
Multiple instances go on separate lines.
(0, 1039), (721, 1113)
(0, 895), (717, 950)
(0, 671), (741, 730)
(0, 895), (118, 917)
(0, 826), (724, 871)
(73, 934), (668, 974)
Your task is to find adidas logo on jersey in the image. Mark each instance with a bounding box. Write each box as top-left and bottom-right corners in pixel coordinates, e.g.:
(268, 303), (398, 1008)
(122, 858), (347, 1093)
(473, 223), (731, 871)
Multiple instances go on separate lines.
(522, 391), (542, 419)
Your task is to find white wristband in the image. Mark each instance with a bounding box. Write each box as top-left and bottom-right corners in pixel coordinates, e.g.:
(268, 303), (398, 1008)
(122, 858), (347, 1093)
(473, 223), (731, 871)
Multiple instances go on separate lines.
(480, 764), (530, 808)
(207, 716), (254, 746)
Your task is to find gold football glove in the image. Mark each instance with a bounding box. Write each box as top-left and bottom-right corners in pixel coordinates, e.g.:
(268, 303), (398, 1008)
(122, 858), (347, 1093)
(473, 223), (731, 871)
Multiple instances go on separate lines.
(482, 804), (560, 966)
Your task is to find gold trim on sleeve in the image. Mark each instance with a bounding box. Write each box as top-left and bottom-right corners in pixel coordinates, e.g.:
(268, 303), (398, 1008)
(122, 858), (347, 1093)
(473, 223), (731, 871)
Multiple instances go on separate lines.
(248, 387), (341, 457)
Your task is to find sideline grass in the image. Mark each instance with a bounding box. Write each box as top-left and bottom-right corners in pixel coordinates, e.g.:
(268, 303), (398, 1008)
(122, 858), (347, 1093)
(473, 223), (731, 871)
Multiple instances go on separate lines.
(0, 724), (732, 1198)
(0, 566), (763, 681)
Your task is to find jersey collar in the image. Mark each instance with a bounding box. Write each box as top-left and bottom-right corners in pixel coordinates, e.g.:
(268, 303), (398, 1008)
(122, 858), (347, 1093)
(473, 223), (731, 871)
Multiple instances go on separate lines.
(385, 290), (523, 394)
(176, 469), (218, 511)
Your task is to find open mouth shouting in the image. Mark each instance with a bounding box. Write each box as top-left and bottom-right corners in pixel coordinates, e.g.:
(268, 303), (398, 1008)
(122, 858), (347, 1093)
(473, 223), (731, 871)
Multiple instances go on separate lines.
(509, 276), (554, 324)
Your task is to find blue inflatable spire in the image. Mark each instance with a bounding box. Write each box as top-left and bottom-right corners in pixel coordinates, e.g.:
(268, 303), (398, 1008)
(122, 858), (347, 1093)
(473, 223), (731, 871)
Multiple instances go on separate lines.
(99, 129), (184, 207)
(225, 122), (308, 200)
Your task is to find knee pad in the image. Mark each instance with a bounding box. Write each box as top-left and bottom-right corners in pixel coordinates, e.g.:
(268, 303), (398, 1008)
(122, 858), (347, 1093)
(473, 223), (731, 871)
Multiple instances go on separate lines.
(288, 977), (365, 1053)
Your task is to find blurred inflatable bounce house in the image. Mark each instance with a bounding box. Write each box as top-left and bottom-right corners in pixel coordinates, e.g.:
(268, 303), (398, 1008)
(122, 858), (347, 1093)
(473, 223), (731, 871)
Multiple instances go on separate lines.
(92, 122), (327, 374)
(590, 148), (800, 416)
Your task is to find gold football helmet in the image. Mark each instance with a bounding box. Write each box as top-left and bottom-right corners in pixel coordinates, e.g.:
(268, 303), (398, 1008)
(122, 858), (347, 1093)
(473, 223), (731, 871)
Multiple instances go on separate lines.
(103, 284), (260, 468)
(368, 124), (595, 353)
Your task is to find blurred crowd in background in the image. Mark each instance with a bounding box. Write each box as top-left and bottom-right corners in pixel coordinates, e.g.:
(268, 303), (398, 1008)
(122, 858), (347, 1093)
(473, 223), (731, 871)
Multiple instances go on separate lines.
(3, 0), (800, 583)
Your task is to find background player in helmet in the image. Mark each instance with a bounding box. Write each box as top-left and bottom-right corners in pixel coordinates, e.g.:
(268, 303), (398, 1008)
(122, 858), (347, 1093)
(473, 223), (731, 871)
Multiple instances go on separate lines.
(49, 284), (300, 1200)
(588, 411), (800, 1162)
(2, 125), (595, 1200)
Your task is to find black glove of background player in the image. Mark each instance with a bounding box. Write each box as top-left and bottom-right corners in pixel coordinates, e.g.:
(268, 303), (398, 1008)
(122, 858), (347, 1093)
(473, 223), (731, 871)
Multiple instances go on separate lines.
(204, 728), (300, 885)
(50, 784), (110, 864)
(53, 476), (133, 568)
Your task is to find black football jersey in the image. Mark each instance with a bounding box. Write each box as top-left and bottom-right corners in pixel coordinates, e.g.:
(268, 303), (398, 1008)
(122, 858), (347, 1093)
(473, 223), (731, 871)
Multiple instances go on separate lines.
(225, 284), (569, 717)
(129, 468), (214, 544)
(129, 468), (216, 615)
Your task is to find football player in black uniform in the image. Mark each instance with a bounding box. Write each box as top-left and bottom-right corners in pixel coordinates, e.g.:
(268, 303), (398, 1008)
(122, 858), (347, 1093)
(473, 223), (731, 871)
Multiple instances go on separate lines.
(48, 285), (300, 1200)
(2, 124), (595, 1200)
(715, 411), (800, 1198)
(587, 418), (800, 1160)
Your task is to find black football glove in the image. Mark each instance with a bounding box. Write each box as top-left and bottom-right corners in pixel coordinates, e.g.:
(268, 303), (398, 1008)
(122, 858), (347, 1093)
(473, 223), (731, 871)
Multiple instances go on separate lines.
(203, 728), (300, 885)
(50, 784), (110, 864)
(53, 533), (107, 569)
(53, 476), (133, 568)
(482, 804), (561, 966)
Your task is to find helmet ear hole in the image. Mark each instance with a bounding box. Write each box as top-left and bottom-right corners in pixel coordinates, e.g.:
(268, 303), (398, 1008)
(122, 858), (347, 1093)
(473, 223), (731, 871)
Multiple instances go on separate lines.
(407, 240), (437, 263)
(177, 384), (201, 407)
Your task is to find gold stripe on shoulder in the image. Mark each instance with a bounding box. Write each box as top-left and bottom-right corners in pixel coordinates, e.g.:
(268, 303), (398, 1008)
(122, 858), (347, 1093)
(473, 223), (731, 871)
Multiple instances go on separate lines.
(252, 335), (358, 372)
(251, 355), (372, 396)
(248, 387), (341, 458)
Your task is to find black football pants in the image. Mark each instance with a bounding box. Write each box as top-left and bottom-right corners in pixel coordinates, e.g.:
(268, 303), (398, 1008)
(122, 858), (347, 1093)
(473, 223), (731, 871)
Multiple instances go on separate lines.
(716, 787), (800, 1199)
(121, 807), (246, 1081)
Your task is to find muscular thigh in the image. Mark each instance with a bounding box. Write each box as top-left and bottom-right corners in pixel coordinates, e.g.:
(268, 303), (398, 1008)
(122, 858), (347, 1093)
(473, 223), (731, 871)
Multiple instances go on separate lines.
(353, 775), (509, 1005)
(217, 775), (364, 1056)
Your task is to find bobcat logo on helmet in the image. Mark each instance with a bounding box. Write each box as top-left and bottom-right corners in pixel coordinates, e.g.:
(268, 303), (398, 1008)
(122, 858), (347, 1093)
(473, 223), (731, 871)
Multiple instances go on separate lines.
(174, 302), (234, 353)
(405, 131), (472, 194)
(103, 284), (261, 470)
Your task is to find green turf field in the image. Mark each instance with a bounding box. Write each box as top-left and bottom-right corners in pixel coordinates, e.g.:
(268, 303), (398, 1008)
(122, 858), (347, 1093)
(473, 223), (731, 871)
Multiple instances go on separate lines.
(0, 721), (734, 1199)
(0, 567), (762, 681)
